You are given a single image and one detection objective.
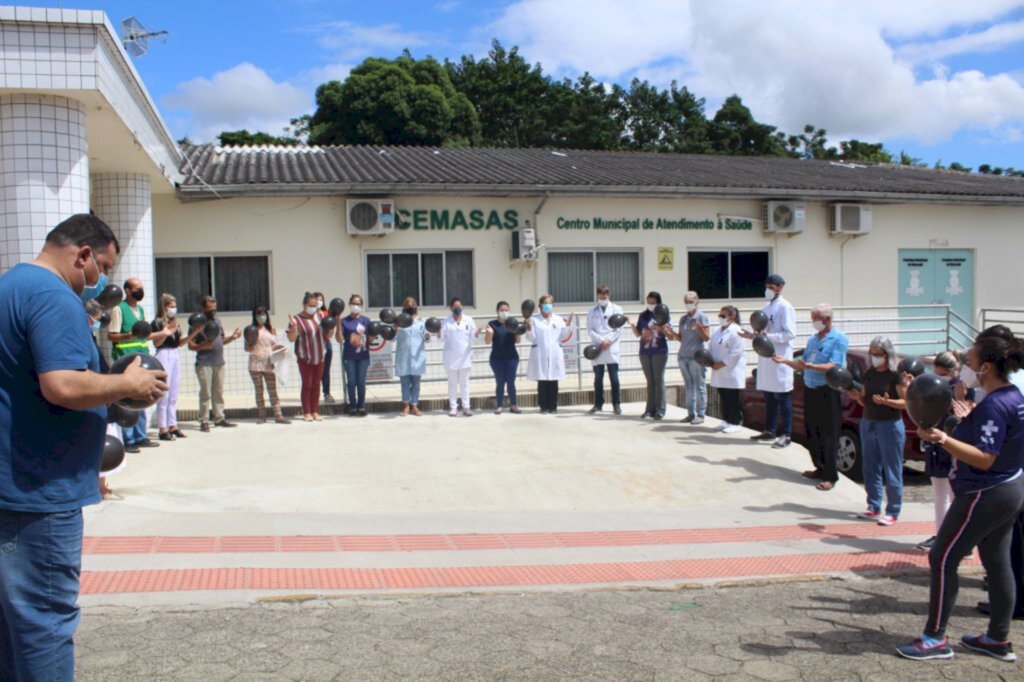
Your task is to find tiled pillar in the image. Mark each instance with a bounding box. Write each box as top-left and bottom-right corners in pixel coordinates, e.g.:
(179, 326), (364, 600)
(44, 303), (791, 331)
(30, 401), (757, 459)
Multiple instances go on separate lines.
(0, 94), (89, 272)
(90, 173), (153, 301)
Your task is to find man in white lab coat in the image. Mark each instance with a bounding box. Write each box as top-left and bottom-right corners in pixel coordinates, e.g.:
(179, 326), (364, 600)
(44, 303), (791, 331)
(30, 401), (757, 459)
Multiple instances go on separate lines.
(740, 273), (796, 448)
(586, 284), (623, 415)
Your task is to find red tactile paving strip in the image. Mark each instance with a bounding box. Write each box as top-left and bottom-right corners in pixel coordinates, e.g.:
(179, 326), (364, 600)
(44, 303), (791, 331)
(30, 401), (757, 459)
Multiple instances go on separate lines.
(80, 550), (971, 595)
(81, 521), (936, 556)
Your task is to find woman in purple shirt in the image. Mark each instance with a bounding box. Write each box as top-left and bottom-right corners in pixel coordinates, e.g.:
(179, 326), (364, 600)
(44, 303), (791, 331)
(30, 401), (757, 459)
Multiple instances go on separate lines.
(336, 294), (371, 416)
(631, 291), (671, 420)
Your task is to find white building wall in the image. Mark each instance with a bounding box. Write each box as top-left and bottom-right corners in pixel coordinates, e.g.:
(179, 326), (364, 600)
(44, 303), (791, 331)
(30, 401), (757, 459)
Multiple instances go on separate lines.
(91, 172), (153, 297)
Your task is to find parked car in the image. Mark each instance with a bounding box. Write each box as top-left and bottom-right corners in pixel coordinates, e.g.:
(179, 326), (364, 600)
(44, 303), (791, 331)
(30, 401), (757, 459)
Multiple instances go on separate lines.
(738, 349), (926, 481)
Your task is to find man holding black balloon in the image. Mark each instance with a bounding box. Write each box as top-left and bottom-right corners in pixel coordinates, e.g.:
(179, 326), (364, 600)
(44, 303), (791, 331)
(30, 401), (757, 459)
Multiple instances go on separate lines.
(189, 295), (242, 432)
(0, 214), (167, 680)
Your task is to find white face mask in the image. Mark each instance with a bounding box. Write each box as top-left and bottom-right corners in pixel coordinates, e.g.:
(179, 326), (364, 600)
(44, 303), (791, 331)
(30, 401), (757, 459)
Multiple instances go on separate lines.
(598, 298), (609, 308)
(350, 305), (362, 315)
(870, 355), (886, 368)
(166, 307), (177, 318)
(646, 303), (656, 312)
(719, 317), (730, 328)
(811, 320), (825, 332)
(685, 303), (697, 313)
(764, 288), (775, 301)
(305, 305), (318, 315)
(960, 364), (981, 389)
(497, 310), (509, 321)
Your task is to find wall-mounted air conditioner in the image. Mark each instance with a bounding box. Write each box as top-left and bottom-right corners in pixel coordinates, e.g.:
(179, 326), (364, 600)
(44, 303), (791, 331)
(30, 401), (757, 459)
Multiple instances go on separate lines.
(346, 199), (396, 236)
(763, 201), (805, 234)
(829, 203), (872, 235)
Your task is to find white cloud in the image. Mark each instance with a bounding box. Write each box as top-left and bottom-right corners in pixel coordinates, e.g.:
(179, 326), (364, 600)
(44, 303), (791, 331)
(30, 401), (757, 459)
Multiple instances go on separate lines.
(896, 19), (1024, 63)
(164, 63), (311, 142)
(312, 21), (431, 62)
(489, 0), (1024, 144)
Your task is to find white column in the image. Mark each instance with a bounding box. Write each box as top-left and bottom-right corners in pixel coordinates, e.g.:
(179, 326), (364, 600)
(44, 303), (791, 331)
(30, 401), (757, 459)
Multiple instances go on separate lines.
(90, 173), (153, 300)
(0, 94), (89, 272)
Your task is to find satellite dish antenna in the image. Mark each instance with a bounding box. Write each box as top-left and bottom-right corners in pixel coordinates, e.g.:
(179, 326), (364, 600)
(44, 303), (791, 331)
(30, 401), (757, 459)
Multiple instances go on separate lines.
(120, 16), (168, 58)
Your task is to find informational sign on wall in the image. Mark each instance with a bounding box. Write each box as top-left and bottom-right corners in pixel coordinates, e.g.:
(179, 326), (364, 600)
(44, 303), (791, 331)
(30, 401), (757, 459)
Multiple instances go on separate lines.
(657, 247), (674, 271)
(367, 337), (394, 382)
(560, 317), (578, 373)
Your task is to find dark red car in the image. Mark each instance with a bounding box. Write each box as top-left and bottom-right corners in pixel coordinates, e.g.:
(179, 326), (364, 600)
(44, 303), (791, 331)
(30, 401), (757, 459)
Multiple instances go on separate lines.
(739, 349), (926, 481)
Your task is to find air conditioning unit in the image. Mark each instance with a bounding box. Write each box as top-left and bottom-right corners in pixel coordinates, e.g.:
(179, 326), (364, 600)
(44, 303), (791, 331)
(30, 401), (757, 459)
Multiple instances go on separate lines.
(763, 201), (805, 234)
(346, 199), (396, 236)
(829, 203), (872, 235)
(511, 226), (537, 261)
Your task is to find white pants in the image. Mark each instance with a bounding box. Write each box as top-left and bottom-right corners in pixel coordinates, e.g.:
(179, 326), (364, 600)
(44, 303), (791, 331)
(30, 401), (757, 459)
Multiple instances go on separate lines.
(931, 477), (954, 531)
(447, 368), (471, 411)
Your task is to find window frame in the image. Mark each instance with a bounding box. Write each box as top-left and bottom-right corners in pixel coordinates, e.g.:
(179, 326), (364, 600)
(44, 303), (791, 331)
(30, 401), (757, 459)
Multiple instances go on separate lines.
(686, 247), (773, 300)
(547, 248), (643, 304)
(154, 251), (274, 313)
(363, 248), (475, 309)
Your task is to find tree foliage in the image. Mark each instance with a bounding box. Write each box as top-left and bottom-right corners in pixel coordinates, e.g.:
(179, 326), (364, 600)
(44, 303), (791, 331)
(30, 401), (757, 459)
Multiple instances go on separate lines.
(218, 129), (300, 147)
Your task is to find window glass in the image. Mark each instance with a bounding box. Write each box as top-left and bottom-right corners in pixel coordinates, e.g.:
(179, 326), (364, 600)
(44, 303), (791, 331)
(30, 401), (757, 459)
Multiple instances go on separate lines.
(445, 250), (474, 307)
(549, 252), (594, 303)
(366, 254), (391, 308)
(391, 254), (420, 308)
(155, 257), (211, 313)
(687, 251), (729, 299)
(596, 252), (640, 302)
(212, 256), (271, 313)
(730, 251), (770, 299)
(421, 253), (444, 307)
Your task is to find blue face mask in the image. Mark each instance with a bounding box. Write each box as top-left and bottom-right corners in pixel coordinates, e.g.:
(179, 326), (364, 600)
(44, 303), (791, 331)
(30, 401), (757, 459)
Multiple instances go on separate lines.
(91, 320), (101, 333)
(541, 303), (553, 314)
(79, 254), (108, 303)
(453, 307), (463, 316)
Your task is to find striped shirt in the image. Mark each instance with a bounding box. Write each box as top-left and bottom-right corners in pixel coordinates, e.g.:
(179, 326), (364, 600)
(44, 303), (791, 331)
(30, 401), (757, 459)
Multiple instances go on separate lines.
(293, 314), (324, 364)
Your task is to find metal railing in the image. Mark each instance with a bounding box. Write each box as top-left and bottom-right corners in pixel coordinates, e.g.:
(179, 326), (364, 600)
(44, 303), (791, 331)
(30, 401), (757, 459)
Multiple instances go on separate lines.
(980, 308), (1024, 336)
(162, 303), (981, 406)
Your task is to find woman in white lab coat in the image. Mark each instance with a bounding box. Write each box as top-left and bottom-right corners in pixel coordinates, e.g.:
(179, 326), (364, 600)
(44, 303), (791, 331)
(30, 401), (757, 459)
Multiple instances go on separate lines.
(526, 294), (567, 414)
(710, 305), (747, 434)
(441, 297), (480, 417)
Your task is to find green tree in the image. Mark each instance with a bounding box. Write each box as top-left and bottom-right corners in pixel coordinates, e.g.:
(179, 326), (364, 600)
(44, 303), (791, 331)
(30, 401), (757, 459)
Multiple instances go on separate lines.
(217, 129), (300, 147)
(947, 161), (971, 172)
(708, 95), (788, 156)
(550, 73), (620, 150)
(309, 53), (479, 146)
(837, 139), (892, 163)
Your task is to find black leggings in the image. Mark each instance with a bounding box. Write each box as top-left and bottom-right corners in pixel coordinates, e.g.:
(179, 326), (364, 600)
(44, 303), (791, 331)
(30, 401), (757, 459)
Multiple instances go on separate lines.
(925, 475), (1024, 642)
(717, 388), (743, 425)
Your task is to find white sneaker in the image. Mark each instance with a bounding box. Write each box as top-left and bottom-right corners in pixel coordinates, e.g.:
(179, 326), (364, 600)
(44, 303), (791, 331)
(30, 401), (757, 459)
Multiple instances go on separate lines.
(713, 422), (729, 432)
(722, 424), (742, 434)
(448, 409), (457, 417)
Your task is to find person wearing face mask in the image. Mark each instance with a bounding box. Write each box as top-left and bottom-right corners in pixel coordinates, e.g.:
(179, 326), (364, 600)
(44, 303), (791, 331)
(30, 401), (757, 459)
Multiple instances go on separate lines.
(313, 292), (335, 404)
(897, 326), (1024, 663)
(485, 301), (522, 414)
(709, 306), (746, 433)
(631, 291), (672, 419)
(107, 277), (170, 451)
(740, 274), (796, 448)
(525, 294), (567, 414)
(847, 336), (908, 518)
(287, 292), (329, 421)
(246, 305), (290, 425)
(86, 299), (119, 501)
(0, 214), (168, 680)
(337, 294), (372, 417)
(153, 293), (202, 441)
(774, 304), (849, 490)
(441, 297), (479, 416)
(665, 291), (710, 424)
(190, 295), (242, 431)
(395, 296), (430, 416)
(586, 285), (623, 415)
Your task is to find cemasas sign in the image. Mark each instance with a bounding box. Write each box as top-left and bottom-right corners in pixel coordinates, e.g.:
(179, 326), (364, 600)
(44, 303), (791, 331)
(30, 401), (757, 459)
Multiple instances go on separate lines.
(395, 208), (520, 231)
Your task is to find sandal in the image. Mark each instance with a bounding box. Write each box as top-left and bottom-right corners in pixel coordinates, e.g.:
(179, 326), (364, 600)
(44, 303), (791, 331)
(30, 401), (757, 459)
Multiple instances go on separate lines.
(815, 481), (835, 491)
(171, 428), (187, 439)
(801, 470), (822, 479)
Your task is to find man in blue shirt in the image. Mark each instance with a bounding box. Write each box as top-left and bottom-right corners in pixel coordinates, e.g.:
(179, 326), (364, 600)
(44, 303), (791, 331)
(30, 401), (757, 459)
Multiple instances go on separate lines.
(774, 303), (849, 490)
(0, 214), (168, 680)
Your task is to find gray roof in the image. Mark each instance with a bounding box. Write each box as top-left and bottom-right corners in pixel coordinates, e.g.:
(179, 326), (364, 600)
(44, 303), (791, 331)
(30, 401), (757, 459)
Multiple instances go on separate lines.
(177, 144), (1024, 205)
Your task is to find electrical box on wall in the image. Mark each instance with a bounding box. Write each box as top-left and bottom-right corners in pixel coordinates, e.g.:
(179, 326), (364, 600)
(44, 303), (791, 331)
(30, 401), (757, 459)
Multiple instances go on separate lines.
(511, 224), (537, 261)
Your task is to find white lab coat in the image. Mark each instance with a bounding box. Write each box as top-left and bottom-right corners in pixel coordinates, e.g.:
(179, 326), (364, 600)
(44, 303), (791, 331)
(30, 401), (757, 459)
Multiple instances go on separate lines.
(710, 323), (746, 389)
(755, 295), (796, 392)
(586, 302), (623, 366)
(441, 314), (476, 371)
(526, 313), (566, 381)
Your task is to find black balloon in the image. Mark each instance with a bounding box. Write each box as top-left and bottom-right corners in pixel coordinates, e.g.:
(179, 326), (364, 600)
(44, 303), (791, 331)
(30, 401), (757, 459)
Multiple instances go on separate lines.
(243, 325), (259, 345)
(905, 373), (954, 430)
(95, 284), (123, 309)
(101, 435), (125, 474)
(320, 315), (337, 332)
(203, 319), (221, 340)
(752, 335), (776, 358)
(515, 323), (528, 335)
(367, 320), (384, 338)
(425, 317), (442, 334)
(328, 297), (345, 316)
(131, 320), (152, 339)
(943, 414), (961, 435)
(99, 311), (111, 326)
(521, 299), (536, 318)
(188, 311), (206, 330)
(108, 353), (166, 410)
(396, 312), (414, 329)
(653, 303), (671, 326)
(381, 324), (397, 341)
(825, 366), (854, 391)
(583, 344), (600, 360)
(749, 310), (769, 332)
(607, 314), (628, 329)
(109, 402), (141, 428)
(379, 308), (398, 324)
(504, 316), (520, 333)
(898, 357), (927, 378)
(694, 348), (715, 368)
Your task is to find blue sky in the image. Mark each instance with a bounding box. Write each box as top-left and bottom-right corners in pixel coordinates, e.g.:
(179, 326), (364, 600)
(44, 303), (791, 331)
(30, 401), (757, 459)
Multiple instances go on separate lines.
(42, 0), (1024, 169)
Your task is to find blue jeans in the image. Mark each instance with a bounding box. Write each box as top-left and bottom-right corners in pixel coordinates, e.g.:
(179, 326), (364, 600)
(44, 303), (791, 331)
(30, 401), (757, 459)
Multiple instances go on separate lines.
(343, 357), (369, 409)
(763, 391), (792, 437)
(0, 509), (83, 681)
(678, 357), (707, 418)
(490, 358), (519, 407)
(122, 408), (147, 445)
(400, 375), (421, 405)
(861, 418), (906, 517)
(593, 363), (620, 408)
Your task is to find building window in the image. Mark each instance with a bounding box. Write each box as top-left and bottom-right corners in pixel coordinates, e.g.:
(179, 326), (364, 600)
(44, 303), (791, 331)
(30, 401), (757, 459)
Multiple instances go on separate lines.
(687, 249), (770, 299)
(366, 250), (474, 308)
(155, 254), (271, 312)
(548, 250), (641, 303)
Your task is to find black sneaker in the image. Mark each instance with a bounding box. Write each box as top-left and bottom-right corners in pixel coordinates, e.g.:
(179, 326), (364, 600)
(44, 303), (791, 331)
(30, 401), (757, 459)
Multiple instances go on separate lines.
(750, 432), (776, 441)
(916, 536), (936, 550)
(613, 405), (622, 415)
(961, 634), (1018, 662)
(588, 405), (602, 413)
(125, 444), (141, 454)
(136, 439), (159, 448)
(680, 415), (694, 424)
(896, 636), (953, 660)
(771, 435), (792, 449)
(214, 420), (237, 428)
